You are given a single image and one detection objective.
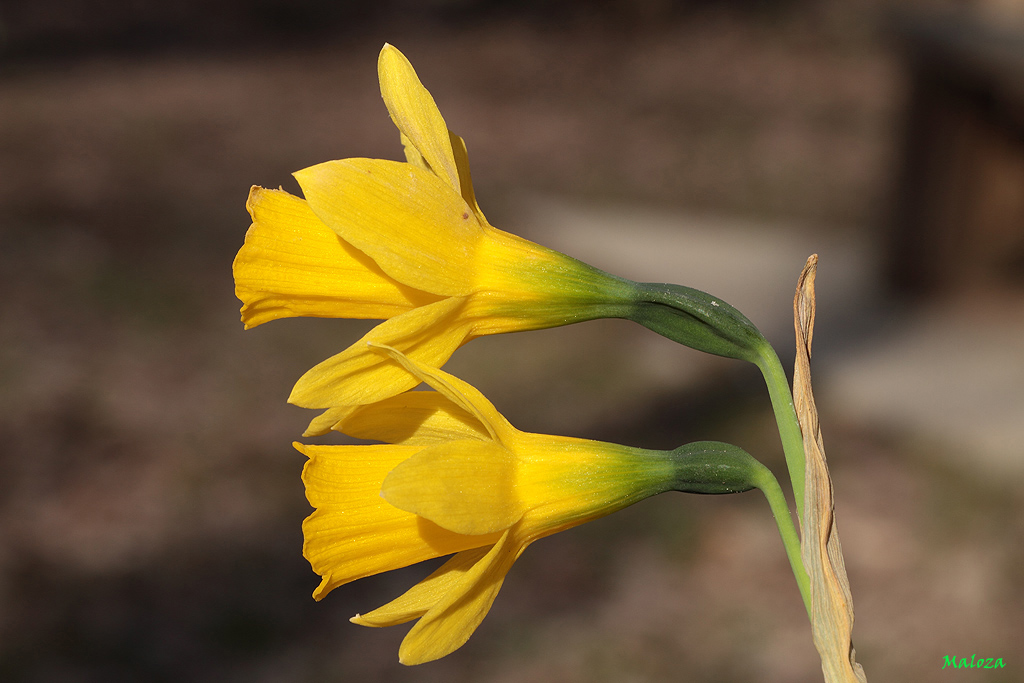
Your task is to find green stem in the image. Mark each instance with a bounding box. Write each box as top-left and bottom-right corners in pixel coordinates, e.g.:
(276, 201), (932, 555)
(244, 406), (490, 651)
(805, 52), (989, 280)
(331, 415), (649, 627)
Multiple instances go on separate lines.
(754, 343), (806, 525)
(749, 460), (811, 618)
(664, 440), (810, 619)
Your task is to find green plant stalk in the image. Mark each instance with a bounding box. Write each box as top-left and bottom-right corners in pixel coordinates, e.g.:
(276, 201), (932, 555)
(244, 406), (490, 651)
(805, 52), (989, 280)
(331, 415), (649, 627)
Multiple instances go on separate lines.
(749, 459), (811, 619)
(623, 283), (811, 616)
(754, 342), (806, 525)
(625, 283), (806, 525)
(666, 440), (811, 619)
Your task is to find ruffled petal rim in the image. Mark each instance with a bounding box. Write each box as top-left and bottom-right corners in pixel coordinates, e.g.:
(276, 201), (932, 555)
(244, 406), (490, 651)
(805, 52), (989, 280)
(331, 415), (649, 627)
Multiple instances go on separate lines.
(298, 442), (500, 597)
(233, 186), (435, 327)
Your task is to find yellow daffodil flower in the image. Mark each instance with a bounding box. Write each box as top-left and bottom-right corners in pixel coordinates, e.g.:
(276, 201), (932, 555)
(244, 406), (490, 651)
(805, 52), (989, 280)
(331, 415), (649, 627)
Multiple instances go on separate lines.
(233, 44), (769, 429)
(299, 343), (765, 665)
(234, 44), (635, 415)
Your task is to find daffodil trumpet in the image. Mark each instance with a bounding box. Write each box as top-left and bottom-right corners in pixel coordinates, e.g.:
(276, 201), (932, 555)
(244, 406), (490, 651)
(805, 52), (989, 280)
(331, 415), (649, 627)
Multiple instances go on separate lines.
(232, 44), (771, 424)
(298, 343), (797, 665)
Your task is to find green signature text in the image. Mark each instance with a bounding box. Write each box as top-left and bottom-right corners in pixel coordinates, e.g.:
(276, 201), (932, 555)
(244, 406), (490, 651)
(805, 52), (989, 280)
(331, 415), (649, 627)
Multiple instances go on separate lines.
(942, 655), (1005, 670)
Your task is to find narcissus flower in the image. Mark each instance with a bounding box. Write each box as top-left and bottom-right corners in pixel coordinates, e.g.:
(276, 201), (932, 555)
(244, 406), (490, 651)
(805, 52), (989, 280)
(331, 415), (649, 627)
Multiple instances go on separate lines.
(235, 44), (635, 414)
(299, 344), (766, 664)
(233, 44), (768, 427)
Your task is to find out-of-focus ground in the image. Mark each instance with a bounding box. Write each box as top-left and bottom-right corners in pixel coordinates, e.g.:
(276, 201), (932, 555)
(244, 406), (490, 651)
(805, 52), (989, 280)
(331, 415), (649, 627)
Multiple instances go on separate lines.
(1, 1), (1023, 681)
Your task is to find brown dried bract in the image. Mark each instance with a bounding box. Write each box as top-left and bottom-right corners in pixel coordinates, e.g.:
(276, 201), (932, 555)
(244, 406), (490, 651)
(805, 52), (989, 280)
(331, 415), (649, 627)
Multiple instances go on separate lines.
(793, 254), (867, 683)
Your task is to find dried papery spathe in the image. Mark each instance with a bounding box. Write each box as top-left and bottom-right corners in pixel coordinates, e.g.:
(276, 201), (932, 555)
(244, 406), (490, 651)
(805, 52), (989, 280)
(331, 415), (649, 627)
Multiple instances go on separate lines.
(793, 255), (867, 683)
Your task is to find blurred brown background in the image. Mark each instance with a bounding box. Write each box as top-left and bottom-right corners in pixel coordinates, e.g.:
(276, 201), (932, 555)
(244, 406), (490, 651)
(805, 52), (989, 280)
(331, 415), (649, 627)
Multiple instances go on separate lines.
(2, 0), (1023, 681)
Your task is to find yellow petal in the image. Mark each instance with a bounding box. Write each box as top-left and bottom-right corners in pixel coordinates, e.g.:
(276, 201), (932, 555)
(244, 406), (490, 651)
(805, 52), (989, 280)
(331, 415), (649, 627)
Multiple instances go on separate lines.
(294, 158), (482, 297)
(398, 530), (523, 665)
(352, 546), (491, 627)
(378, 44), (461, 194)
(298, 442), (499, 598)
(401, 126), (486, 225)
(288, 297), (473, 408)
(308, 390), (490, 444)
(369, 343), (515, 443)
(232, 186), (436, 328)
(302, 405), (358, 437)
(381, 439), (523, 536)
(400, 132), (430, 170)
(449, 131), (487, 224)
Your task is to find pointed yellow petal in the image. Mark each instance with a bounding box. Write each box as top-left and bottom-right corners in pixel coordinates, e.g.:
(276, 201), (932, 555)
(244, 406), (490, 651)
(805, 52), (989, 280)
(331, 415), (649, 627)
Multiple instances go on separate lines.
(319, 390), (490, 445)
(381, 439), (523, 536)
(401, 126), (486, 225)
(378, 44), (461, 193)
(352, 546), (490, 627)
(232, 186), (436, 328)
(368, 343), (515, 443)
(294, 158), (481, 297)
(302, 405), (358, 437)
(400, 132), (429, 170)
(288, 297), (472, 408)
(298, 442), (500, 598)
(449, 131), (487, 225)
(398, 530), (523, 665)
